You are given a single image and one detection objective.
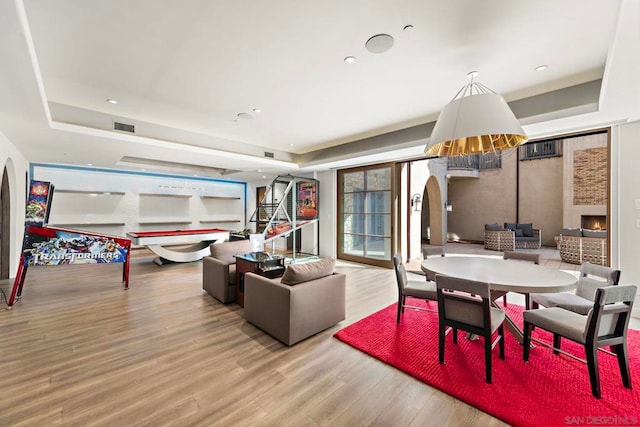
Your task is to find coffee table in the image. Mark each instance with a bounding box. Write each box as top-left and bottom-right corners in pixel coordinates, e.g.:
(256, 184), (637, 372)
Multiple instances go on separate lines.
(421, 256), (578, 344)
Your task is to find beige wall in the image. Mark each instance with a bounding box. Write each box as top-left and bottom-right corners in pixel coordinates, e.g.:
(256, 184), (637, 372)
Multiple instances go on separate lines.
(519, 156), (563, 246)
(447, 151), (518, 242)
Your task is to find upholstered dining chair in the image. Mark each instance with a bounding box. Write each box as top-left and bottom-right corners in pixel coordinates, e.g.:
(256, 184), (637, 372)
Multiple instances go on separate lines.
(502, 251), (540, 308)
(393, 253), (437, 324)
(436, 274), (506, 384)
(421, 246), (445, 282)
(529, 262), (621, 314)
(523, 284), (637, 398)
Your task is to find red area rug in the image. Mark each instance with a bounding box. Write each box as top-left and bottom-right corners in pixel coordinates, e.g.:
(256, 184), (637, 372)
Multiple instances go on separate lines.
(334, 302), (640, 427)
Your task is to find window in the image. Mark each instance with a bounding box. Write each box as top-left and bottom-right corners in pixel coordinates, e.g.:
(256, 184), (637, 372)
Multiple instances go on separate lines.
(338, 165), (394, 267)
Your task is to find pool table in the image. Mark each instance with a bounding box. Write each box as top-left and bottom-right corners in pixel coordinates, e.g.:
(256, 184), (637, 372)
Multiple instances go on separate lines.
(127, 228), (230, 265)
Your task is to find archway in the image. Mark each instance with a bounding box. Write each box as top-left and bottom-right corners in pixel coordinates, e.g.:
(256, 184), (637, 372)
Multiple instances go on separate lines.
(1, 165), (10, 279)
(422, 176), (444, 246)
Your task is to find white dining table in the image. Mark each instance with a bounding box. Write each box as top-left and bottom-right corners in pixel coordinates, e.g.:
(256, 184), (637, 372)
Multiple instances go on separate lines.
(421, 256), (578, 344)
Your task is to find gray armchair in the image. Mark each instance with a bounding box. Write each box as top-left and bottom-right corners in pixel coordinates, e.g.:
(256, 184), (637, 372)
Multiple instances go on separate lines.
(244, 258), (346, 346)
(202, 239), (253, 303)
(524, 284), (637, 398)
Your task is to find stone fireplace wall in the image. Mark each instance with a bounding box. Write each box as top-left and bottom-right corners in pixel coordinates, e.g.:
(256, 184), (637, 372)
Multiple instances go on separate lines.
(563, 133), (608, 229)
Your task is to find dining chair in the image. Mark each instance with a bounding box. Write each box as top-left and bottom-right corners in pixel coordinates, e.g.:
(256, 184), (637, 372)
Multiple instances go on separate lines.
(421, 246), (445, 282)
(393, 253), (438, 324)
(502, 251), (540, 308)
(436, 274), (506, 384)
(523, 284), (637, 398)
(530, 262), (620, 314)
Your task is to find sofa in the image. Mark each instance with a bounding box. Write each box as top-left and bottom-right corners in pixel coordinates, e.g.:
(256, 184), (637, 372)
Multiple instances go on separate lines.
(484, 222), (541, 251)
(202, 239), (253, 303)
(558, 228), (608, 265)
(244, 258), (346, 346)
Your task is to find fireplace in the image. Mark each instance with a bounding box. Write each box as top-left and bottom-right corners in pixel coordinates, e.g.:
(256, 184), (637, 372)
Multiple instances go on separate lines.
(581, 215), (606, 230)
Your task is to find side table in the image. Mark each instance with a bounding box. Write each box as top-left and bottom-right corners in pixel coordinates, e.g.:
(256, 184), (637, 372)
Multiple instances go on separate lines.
(235, 252), (286, 307)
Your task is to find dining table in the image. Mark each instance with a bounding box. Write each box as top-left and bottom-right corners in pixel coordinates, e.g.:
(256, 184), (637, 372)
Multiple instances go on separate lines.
(421, 255), (578, 344)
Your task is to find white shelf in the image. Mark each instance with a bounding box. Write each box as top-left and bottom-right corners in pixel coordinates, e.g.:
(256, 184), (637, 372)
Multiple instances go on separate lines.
(200, 219), (241, 223)
(55, 189), (125, 195)
(201, 195), (242, 200)
(138, 219), (193, 225)
(139, 193), (192, 198)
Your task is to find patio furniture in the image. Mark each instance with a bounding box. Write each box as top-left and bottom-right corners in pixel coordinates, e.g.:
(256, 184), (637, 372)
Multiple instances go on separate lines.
(558, 228), (608, 266)
(484, 223), (541, 251)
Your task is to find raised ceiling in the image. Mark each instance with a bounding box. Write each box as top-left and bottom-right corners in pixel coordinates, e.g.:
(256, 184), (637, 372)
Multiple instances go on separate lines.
(1, 0), (638, 180)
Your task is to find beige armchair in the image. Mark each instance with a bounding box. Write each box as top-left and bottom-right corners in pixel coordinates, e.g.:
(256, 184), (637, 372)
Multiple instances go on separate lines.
(244, 258), (346, 346)
(202, 239), (253, 303)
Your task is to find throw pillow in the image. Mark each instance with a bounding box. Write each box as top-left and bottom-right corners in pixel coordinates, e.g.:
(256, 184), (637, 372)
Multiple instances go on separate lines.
(561, 228), (583, 237)
(484, 223), (503, 231)
(583, 229), (607, 239)
(514, 228), (524, 237)
(504, 222), (517, 231)
(281, 258), (336, 285)
(516, 223), (533, 237)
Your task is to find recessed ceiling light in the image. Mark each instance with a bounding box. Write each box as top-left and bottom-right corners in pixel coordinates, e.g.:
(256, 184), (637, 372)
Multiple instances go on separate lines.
(237, 113), (253, 119)
(262, 175), (266, 179)
(403, 25), (414, 31)
(106, 99), (118, 104)
(289, 143), (294, 147)
(535, 65), (549, 72)
(257, 169), (262, 172)
(344, 56), (356, 64)
(253, 108), (262, 113)
(87, 163), (93, 166)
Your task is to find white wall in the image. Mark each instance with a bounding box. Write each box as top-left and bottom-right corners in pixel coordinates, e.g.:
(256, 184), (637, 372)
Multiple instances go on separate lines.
(0, 129), (29, 276)
(317, 169), (337, 259)
(616, 120), (640, 315)
(408, 159), (448, 260)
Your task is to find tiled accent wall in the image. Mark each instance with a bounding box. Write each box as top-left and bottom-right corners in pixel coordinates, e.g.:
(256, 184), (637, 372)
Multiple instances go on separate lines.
(573, 147), (608, 205)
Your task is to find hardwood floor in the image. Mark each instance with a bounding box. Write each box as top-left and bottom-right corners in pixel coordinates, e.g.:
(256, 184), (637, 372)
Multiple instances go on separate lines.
(0, 257), (508, 426)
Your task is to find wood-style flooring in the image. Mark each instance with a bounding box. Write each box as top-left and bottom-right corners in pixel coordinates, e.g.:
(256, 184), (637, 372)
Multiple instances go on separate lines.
(0, 256), (508, 426)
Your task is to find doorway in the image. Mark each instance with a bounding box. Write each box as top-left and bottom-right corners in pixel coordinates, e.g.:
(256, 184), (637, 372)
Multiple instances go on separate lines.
(0, 166), (10, 279)
(423, 175), (444, 246)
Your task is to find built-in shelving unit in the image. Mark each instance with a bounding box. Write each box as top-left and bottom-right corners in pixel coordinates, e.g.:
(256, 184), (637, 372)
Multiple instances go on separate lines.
(33, 164), (247, 237)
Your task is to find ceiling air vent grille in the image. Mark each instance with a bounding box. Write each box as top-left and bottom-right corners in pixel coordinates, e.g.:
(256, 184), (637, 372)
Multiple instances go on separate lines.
(113, 121), (135, 133)
(264, 151), (274, 158)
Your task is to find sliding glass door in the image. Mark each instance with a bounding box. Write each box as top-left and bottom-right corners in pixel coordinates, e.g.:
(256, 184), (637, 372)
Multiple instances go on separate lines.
(338, 164), (394, 267)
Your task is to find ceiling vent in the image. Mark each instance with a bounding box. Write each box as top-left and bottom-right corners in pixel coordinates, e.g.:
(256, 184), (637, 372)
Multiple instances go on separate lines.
(113, 121), (135, 133)
(264, 151), (274, 158)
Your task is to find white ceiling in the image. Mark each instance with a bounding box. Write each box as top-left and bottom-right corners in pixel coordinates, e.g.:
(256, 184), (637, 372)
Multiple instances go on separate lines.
(1, 0), (639, 181)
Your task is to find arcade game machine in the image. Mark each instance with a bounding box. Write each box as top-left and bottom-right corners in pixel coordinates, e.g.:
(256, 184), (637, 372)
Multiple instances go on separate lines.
(6, 180), (131, 308)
